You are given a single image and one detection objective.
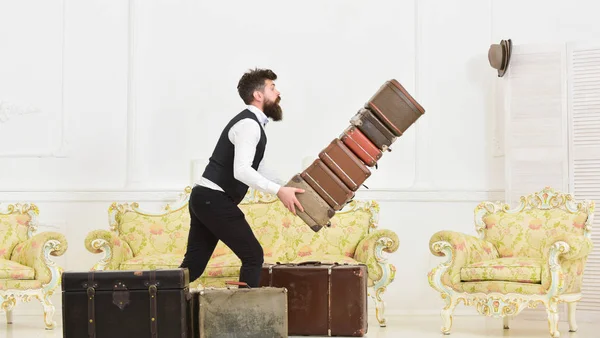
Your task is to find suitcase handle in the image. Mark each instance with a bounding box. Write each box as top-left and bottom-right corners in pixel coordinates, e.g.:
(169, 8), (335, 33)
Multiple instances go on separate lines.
(297, 261), (322, 266)
(225, 281), (251, 288)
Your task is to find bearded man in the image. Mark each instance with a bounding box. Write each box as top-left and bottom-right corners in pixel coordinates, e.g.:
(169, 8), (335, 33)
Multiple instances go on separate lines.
(179, 68), (304, 287)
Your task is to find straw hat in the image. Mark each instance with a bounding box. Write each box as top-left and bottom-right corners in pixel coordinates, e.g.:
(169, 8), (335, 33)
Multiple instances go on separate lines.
(488, 39), (512, 77)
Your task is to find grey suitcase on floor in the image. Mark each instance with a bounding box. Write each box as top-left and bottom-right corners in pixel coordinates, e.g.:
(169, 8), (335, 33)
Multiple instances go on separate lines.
(190, 282), (288, 338)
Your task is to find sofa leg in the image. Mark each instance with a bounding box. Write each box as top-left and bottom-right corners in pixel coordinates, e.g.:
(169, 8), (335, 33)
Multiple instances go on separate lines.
(546, 301), (561, 338)
(1, 297), (15, 325)
(369, 287), (387, 327)
(440, 294), (457, 335)
(6, 309), (13, 325)
(503, 316), (509, 329)
(39, 294), (56, 330)
(567, 302), (578, 332)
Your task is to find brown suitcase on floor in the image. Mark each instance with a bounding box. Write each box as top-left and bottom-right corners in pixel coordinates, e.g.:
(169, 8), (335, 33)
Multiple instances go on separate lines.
(350, 108), (397, 152)
(318, 138), (371, 191)
(189, 282), (288, 338)
(301, 159), (355, 211)
(340, 126), (382, 167)
(61, 269), (191, 338)
(285, 174), (335, 232)
(260, 262), (368, 337)
(366, 79), (425, 136)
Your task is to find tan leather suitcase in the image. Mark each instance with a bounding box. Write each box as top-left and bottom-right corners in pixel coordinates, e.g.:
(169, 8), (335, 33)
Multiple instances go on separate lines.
(260, 262), (368, 337)
(340, 126), (382, 167)
(190, 281), (288, 338)
(319, 138), (371, 191)
(285, 174), (335, 232)
(350, 108), (397, 152)
(366, 79), (425, 136)
(301, 159), (355, 211)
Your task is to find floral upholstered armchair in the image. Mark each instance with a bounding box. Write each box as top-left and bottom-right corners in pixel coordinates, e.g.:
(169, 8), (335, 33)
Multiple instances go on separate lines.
(85, 187), (399, 326)
(0, 202), (67, 330)
(428, 187), (594, 338)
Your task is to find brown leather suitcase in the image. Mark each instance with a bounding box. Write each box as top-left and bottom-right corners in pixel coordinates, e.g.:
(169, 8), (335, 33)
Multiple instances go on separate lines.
(189, 281), (288, 338)
(340, 126), (382, 167)
(260, 262), (368, 337)
(350, 108), (397, 152)
(366, 79), (425, 136)
(319, 138), (371, 191)
(301, 159), (355, 211)
(61, 269), (192, 338)
(285, 174), (335, 232)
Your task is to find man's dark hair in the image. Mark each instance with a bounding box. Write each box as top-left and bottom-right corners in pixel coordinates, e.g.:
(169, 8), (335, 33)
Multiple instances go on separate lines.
(237, 68), (278, 104)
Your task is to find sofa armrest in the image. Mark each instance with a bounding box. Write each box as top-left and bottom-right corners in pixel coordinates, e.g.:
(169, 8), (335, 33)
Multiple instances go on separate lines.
(354, 229), (399, 286)
(10, 231), (67, 291)
(428, 230), (499, 290)
(85, 230), (133, 270)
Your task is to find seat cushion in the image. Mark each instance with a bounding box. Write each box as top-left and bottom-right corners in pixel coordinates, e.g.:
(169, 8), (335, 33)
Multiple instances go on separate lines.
(0, 259), (35, 279)
(460, 257), (542, 284)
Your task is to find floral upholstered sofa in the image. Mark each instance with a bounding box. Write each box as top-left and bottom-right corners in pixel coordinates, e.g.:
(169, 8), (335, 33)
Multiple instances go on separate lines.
(428, 187), (594, 338)
(85, 187), (399, 326)
(0, 202), (67, 330)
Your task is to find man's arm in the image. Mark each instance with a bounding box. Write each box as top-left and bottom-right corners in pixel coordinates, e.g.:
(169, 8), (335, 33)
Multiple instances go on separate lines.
(229, 119), (281, 195)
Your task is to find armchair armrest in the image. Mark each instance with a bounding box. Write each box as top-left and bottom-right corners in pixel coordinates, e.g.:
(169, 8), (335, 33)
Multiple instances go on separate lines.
(354, 229), (399, 285)
(10, 231), (67, 290)
(546, 233), (593, 261)
(85, 230), (133, 270)
(541, 234), (594, 295)
(428, 231), (499, 288)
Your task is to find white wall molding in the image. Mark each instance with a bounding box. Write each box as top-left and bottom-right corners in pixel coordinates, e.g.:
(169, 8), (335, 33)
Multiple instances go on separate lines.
(0, 188), (505, 203)
(0, 0), (69, 158)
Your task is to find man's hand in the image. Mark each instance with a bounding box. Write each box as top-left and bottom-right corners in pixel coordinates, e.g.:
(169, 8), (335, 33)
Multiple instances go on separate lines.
(277, 186), (305, 215)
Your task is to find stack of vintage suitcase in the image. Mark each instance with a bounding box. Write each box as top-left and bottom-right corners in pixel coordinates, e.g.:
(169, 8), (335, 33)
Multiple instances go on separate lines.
(287, 78), (425, 232)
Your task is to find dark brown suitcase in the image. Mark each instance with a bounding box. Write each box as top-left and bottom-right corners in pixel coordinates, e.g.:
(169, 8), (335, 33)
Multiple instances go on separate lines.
(189, 281), (288, 338)
(366, 79), (425, 136)
(319, 138), (371, 191)
(260, 262), (368, 337)
(301, 159), (355, 211)
(340, 126), (382, 167)
(350, 108), (397, 152)
(285, 174), (335, 232)
(61, 268), (191, 338)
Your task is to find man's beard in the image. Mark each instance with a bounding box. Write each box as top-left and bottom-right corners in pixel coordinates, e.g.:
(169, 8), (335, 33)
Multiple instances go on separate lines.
(263, 96), (282, 121)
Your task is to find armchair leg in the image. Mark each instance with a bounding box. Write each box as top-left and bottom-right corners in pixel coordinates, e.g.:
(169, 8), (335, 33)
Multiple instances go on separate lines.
(568, 302), (578, 332)
(545, 300), (561, 338)
(368, 286), (387, 327)
(38, 294), (56, 330)
(440, 294), (458, 335)
(503, 316), (509, 330)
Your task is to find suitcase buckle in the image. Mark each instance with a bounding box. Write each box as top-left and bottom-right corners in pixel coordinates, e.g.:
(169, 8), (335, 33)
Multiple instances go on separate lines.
(112, 281), (130, 310)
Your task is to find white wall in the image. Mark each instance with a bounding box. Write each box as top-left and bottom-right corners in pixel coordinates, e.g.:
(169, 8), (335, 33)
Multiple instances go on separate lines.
(0, 0), (598, 319)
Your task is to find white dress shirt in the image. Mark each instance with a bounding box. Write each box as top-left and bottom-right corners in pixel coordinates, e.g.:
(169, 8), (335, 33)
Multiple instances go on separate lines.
(197, 105), (283, 196)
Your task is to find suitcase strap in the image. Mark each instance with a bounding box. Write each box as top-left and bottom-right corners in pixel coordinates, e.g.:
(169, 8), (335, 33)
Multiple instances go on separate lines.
(87, 287), (96, 338)
(147, 271), (158, 338)
(86, 271), (97, 338)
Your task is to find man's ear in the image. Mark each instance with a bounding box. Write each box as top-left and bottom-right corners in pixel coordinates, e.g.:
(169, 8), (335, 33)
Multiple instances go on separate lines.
(253, 90), (263, 102)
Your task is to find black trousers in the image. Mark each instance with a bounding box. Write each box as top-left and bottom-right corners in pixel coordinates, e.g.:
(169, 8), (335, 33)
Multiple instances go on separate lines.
(179, 185), (264, 287)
